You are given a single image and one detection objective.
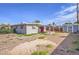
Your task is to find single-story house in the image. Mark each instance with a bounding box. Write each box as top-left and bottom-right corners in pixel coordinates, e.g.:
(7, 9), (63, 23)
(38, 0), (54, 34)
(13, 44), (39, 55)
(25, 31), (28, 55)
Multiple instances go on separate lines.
(46, 24), (63, 32)
(62, 23), (79, 33)
(11, 23), (46, 34)
(0, 24), (11, 29)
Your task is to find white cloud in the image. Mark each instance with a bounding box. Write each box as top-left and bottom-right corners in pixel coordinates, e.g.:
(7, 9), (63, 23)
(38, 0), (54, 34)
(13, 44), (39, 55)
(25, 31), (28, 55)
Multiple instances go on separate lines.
(56, 5), (76, 16)
(62, 5), (76, 13)
(51, 5), (77, 25)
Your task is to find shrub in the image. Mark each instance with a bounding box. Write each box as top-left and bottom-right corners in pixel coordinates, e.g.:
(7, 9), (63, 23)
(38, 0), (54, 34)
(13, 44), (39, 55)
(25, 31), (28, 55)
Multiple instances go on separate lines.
(0, 29), (13, 34)
(72, 40), (79, 51)
(67, 48), (75, 52)
(46, 44), (53, 48)
(24, 34), (33, 36)
(32, 50), (48, 55)
(75, 47), (79, 51)
(73, 41), (79, 44)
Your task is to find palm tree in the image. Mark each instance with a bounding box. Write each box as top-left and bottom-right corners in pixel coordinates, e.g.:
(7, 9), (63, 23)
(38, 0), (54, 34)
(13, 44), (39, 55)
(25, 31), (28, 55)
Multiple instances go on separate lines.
(48, 24), (51, 34)
(52, 22), (55, 32)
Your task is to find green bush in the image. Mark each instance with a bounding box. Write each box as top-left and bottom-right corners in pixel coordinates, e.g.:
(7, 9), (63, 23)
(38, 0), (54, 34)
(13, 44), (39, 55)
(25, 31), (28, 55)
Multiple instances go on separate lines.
(73, 41), (79, 44)
(0, 29), (13, 34)
(32, 50), (48, 55)
(75, 47), (79, 51)
(23, 34), (33, 36)
(72, 40), (79, 51)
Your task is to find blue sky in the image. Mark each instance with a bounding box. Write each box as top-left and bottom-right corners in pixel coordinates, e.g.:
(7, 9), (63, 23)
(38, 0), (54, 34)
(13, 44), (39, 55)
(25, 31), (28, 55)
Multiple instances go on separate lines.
(0, 3), (76, 25)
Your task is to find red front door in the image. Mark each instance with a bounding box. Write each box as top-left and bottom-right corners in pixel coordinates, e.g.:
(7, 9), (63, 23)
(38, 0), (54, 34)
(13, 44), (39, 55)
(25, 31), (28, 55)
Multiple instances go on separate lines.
(39, 26), (44, 32)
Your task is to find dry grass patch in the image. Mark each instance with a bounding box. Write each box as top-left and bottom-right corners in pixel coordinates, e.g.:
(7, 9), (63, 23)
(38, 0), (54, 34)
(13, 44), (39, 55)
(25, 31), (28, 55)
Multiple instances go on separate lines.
(38, 36), (45, 39)
(46, 44), (53, 48)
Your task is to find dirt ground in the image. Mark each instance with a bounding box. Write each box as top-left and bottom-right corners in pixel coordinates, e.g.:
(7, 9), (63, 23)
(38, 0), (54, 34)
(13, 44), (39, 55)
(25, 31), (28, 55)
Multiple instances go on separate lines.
(0, 32), (69, 55)
(52, 33), (79, 55)
(10, 39), (55, 55)
(0, 34), (40, 54)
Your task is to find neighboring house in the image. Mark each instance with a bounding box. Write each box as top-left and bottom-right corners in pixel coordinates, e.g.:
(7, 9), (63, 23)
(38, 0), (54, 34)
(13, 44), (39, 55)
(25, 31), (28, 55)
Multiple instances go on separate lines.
(62, 23), (79, 33)
(46, 24), (62, 32)
(46, 25), (55, 31)
(0, 24), (11, 29)
(11, 23), (46, 34)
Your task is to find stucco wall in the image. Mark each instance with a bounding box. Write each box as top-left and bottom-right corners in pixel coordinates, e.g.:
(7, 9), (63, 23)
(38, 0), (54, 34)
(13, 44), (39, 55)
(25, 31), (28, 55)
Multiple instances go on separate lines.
(68, 25), (72, 32)
(26, 26), (38, 34)
(12, 25), (39, 34)
(63, 24), (79, 33)
(15, 25), (26, 34)
(63, 25), (68, 32)
(73, 25), (78, 32)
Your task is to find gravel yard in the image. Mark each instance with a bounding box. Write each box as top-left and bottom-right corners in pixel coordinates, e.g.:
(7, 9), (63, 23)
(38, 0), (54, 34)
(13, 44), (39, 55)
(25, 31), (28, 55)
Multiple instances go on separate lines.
(10, 39), (55, 55)
(0, 32), (69, 55)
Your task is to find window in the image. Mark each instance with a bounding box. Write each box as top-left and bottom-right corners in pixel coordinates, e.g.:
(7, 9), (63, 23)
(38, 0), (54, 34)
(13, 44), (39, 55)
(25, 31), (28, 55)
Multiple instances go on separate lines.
(20, 26), (23, 29)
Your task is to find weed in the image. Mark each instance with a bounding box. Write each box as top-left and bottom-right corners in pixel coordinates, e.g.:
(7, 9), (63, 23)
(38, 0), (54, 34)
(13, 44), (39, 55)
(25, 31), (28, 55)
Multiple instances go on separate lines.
(38, 36), (45, 39)
(17, 34), (33, 37)
(32, 50), (48, 55)
(46, 44), (53, 48)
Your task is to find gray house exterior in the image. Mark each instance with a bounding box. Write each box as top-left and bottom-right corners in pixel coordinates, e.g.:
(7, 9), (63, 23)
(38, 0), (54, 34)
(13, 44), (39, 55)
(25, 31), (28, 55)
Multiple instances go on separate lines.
(11, 23), (41, 34)
(62, 23), (79, 33)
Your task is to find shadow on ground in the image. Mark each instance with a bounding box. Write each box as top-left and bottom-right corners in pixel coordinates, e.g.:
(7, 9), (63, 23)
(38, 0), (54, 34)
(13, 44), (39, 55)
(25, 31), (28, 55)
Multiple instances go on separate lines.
(51, 33), (79, 55)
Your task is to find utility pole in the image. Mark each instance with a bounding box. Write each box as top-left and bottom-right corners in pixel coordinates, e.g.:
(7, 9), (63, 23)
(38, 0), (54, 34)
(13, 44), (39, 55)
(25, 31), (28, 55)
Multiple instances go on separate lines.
(77, 3), (79, 23)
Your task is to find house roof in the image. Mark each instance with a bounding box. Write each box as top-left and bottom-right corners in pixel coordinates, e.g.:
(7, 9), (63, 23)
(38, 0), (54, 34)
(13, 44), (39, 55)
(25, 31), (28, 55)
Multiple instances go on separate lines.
(12, 23), (42, 26)
(63, 23), (79, 26)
